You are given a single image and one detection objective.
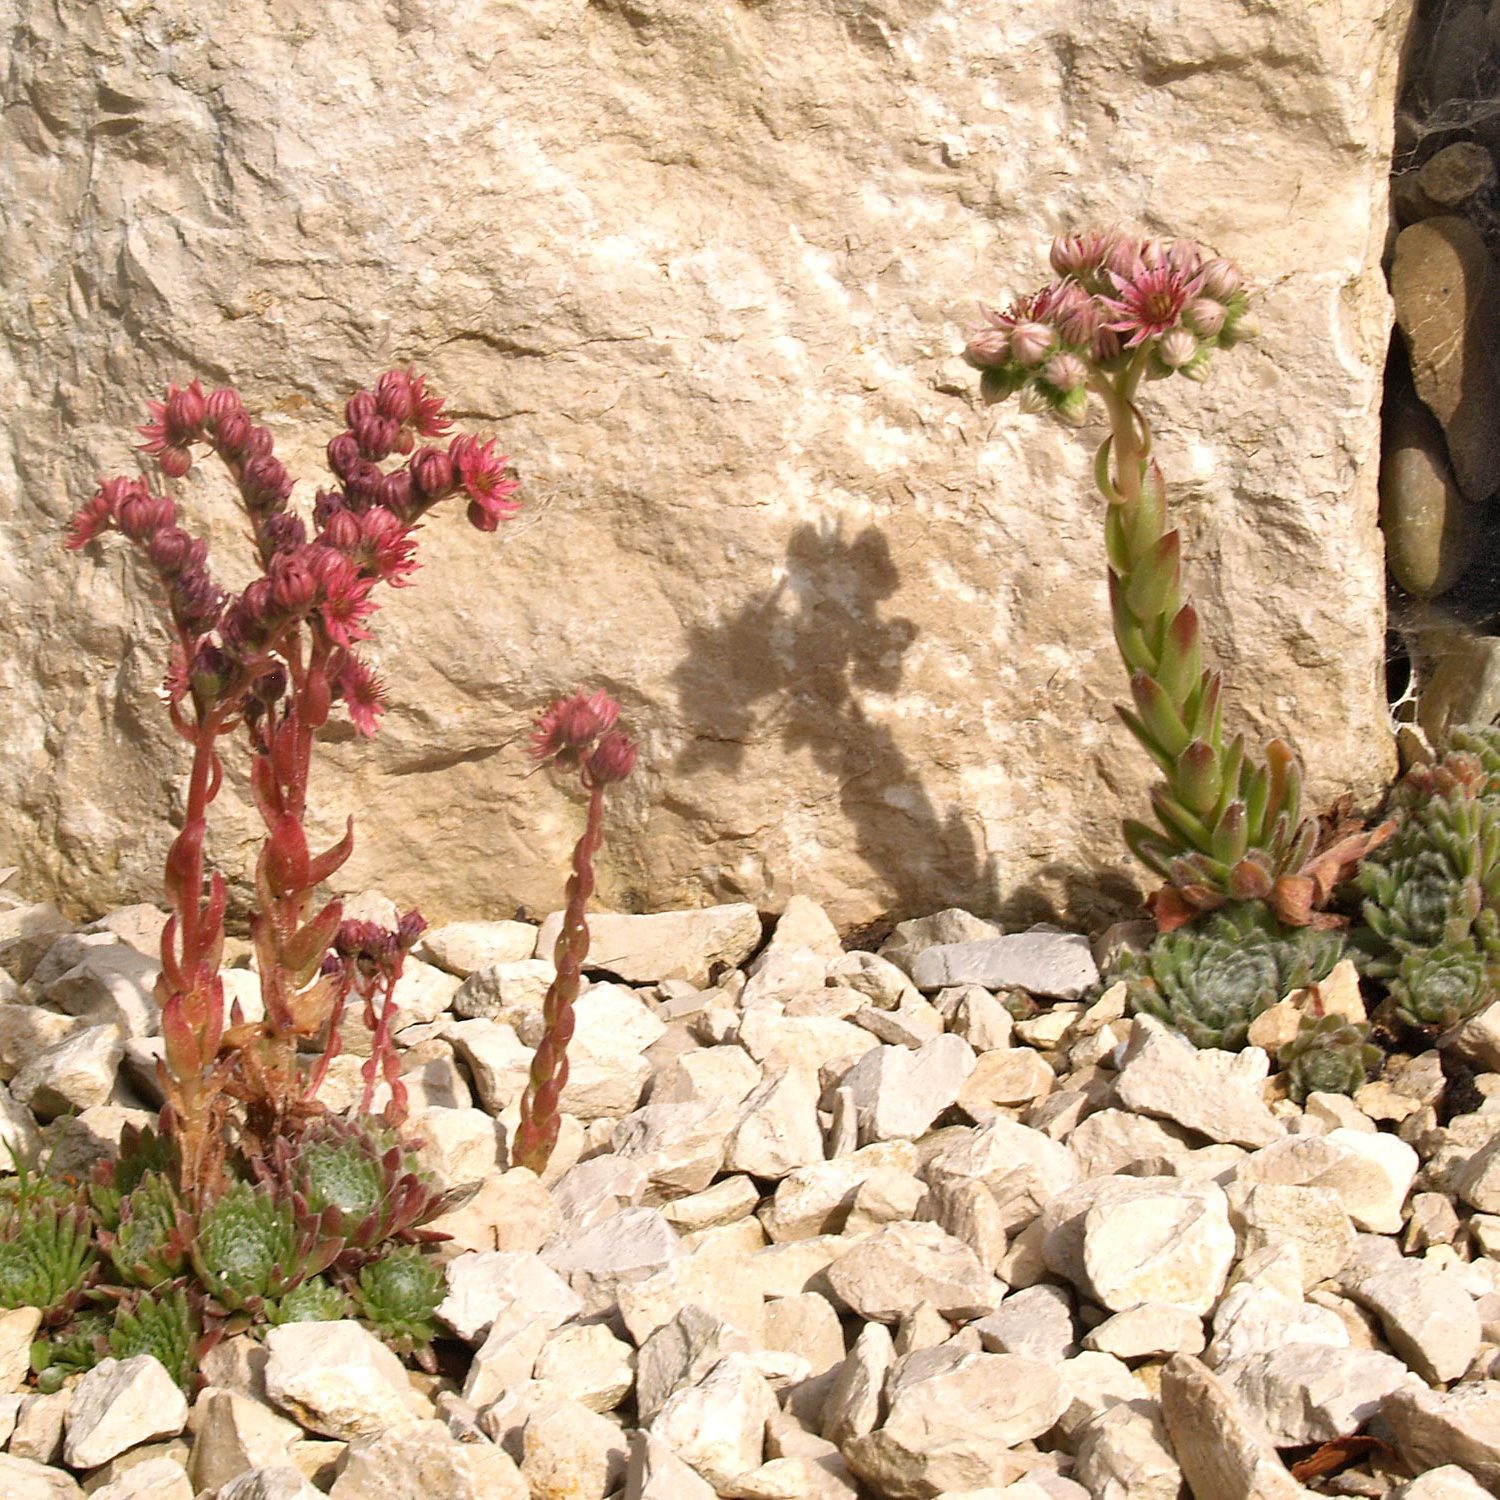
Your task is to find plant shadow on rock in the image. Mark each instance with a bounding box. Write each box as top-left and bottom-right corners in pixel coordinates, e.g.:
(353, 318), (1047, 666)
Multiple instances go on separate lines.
(669, 519), (1003, 922)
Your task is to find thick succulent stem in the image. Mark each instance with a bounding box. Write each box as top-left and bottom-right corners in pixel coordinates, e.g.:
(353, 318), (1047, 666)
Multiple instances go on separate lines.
(156, 700), (231, 1205)
(513, 781), (606, 1175)
(1091, 363), (1318, 927)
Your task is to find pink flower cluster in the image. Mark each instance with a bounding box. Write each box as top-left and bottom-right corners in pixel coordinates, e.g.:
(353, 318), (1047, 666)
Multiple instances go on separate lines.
(532, 689), (639, 787)
(68, 370), (521, 738)
(963, 230), (1253, 422)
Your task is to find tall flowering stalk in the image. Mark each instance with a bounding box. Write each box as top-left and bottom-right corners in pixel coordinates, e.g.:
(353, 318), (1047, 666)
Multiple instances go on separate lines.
(68, 370), (521, 1202)
(512, 692), (638, 1175)
(964, 231), (1387, 929)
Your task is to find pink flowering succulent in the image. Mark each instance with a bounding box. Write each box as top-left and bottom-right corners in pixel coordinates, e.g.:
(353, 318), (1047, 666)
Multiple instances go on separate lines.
(964, 231), (1387, 929)
(68, 369), (526, 1201)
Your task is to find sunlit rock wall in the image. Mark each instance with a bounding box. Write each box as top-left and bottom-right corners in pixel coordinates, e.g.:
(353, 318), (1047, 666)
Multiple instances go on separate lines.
(0, 0), (1405, 928)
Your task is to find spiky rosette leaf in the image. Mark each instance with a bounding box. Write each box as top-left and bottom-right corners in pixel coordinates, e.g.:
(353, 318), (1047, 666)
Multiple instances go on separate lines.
(104, 1172), (191, 1287)
(267, 1275), (347, 1325)
(109, 1285), (208, 1393)
(273, 1118), (448, 1261)
(352, 1247), (443, 1368)
(1119, 902), (1344, 1050)
(190, 1180), (342, 1314)
(31, 1309), (111, 1394)
(1278, 1014), (1381, 1103)
(1386, 941), (1497, 1033)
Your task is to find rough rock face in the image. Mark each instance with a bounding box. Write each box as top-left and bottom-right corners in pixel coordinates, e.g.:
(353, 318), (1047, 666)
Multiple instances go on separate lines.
(0, 0), (1400, 929)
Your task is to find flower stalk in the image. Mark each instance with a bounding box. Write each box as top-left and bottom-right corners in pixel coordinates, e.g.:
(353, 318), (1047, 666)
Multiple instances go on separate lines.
(513, 692), (638, 1175)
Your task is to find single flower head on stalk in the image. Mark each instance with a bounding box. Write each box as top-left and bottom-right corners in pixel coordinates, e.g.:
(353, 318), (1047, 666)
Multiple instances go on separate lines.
(513, 691), (639, 1175)
(962, 231), (1386, 929)
(67, 370), (523, 1199)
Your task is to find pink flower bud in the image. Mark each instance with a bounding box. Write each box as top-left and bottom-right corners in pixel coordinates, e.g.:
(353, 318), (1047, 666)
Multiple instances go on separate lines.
(586, 729), (638, 785)
(962, 327), (1010, 369)
(1184, 298), (1226, 338)
(321, 506), (361, 551)
(1009, 322), (1056, 368)
(1198, 258), (1241, 301)
(159, 445), (193, 479)
(251, 664), (288, 704)
(327, 433), (362, 480)
(216, 411), (251, 455)
(397, 908), (427, 947)
(246, 426), (274, 458)
(1042, 352), (1088, 393)
(205, 388), (244, 423)
(377, 470), (414, 514)
(241, 455), (292, 509)
(166, 382), (206, 434)
(346, 391), (377, 430)
(1158, 329), (1198, 368)
(269, 553), (319, 614)
(532, 689), (621, 766)
(376, 370), (415, 423)
(147, 526), (195, 575)
(117, 492), (175, 540)
(411, 447), (456, 499)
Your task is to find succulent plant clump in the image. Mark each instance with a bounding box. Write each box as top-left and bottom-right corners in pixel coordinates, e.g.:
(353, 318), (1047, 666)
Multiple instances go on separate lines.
(108, 1286), (209, 1393)
(1119, 901), (1345, 1050)
(1278, 1013), (1381, 1103)
(1354, 726), (1500, 1033)
(351, 1246), (444, 1368)
(190, 1180), (342, 1316)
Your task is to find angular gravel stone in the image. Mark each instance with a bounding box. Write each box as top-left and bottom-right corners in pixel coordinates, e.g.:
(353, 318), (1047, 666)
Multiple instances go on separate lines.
(534, 1323), (637, 1413)
(626, 1429), (719, 1499)
(1235, 1182), (1356, 1289)
(824, 1220), (1001, 1322)
(263, 1323), (431, 1440)
(925, 1117), (1079, 1235)
(725, 1064), (826, 1178)
(1115, 1019), (1282, 1148)
(838, 1034), (976, 1144)
(10, 1023), (124, 1120)
(44, 942), (159, 1037)
(88, 1454), (193, 1500)
(1388, 1465), (1495, 1499)
(329, 1419), (526, 1499)
(908, 927), (1099, 1000)
(189, 1388), (301, 1493)
(440, 1250), (583, 1345)
(1066, 1108), (1194, 1179)
(1084, 1303), (1206, 1360)
(650, 1353), (776, 1491)
(537, 905), (763, 987)
(760, 1141), (919, 1242)
(973, 1284), (1078, 1366)
(958, 1047), (1056, 1118)
(1160, 1354), (1307, 1500)
(63, 1355), (188, 1469)
(1222, 1343), (1419, 1446)
(1071, 1399), (1182, 1500)
(844, 1349), (1067, 1499)
(418, 919), (538, 976)
(1078, 1179), (1236, 1316)
(820, 1320), (893, 1448)
(521, 1393), (630, 1500)
(0, 1453), (84, 1499)
(1381, 1380), (1500, 1491)
(1348, 1257), (1481, 1383)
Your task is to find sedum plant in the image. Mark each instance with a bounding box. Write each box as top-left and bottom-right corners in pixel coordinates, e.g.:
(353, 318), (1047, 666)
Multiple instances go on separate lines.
(964, 232), (1388, 930)
(1119, 901), (1344, 1050)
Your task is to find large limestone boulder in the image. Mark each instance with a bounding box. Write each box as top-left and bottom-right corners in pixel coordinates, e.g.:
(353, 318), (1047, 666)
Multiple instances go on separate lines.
(0, 0), (1400, 929)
